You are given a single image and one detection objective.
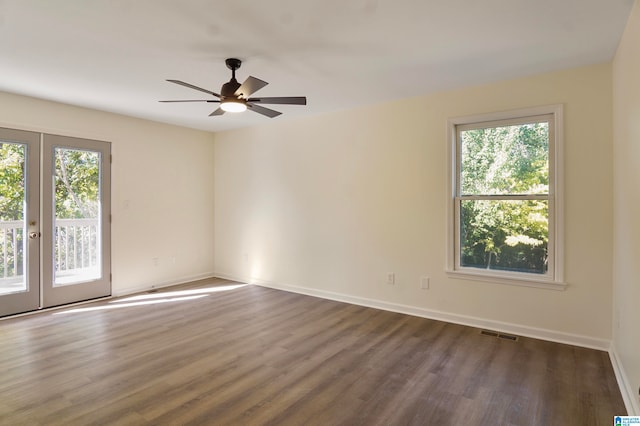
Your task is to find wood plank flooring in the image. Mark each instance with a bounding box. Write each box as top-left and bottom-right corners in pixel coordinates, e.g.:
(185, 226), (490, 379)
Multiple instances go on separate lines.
(0, 278), (626, 425)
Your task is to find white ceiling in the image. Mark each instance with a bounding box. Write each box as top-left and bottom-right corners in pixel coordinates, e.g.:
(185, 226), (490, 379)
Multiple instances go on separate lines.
(0, 0), (634, 132)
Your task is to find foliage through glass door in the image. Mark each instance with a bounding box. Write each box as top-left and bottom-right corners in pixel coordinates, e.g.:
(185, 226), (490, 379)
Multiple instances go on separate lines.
(53, 148), (102, 285)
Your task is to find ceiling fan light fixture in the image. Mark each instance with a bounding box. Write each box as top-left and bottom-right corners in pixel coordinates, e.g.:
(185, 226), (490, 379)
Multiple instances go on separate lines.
(220, 99), (247, 113)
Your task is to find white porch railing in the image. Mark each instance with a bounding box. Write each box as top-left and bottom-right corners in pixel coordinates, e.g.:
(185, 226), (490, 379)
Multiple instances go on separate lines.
(0, 220), (23, 280)
(55, 218), (100, 275)
(0, 218), (99, 293)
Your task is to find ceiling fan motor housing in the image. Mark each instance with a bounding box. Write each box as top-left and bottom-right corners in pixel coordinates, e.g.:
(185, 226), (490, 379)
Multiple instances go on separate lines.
(221, 79), (241, 99)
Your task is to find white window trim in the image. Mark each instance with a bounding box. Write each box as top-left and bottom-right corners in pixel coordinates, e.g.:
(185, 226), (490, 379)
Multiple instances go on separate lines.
(446, 104), (566, 290)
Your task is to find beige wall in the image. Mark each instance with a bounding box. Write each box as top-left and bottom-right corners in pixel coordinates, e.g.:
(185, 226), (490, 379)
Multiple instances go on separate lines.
(214, 63), (614, 346)
(0, 91), (216, 295)
(613, 0), (640, 415)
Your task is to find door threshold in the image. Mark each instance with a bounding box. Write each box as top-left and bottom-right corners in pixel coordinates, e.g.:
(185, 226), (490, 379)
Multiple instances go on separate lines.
(0, 295), (113, 321)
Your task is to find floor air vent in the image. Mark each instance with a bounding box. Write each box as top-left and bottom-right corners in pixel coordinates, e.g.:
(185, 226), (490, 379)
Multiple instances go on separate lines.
(480, 329), (519, 341)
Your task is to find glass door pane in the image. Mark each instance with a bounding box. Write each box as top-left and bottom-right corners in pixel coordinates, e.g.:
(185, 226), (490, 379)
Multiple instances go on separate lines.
(0, 128), (40, 317)
(0, 142), (27, 294)
(53, 147), (102, 286)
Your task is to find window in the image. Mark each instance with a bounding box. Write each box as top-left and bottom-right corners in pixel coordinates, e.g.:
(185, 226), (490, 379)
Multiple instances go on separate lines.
(448, 105), (564, 289)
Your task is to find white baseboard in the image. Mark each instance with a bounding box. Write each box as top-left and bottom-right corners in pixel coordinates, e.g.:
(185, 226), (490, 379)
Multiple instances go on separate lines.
(112, 272), (218, 297)
(214, 272), (611, 351)
(610, 346), (640, 415)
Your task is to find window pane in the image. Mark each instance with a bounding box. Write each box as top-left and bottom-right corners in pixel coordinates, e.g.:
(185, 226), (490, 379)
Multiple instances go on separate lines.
(460, 199), (548, 274)
(53, 148), (101, 286)
(460, 122), (549, 195)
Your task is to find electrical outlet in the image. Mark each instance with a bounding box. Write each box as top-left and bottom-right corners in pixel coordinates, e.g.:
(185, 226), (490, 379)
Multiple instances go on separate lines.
(387, 273), (395, 286)
(420, 276), (430, 290)
(152, 257), (159, 266)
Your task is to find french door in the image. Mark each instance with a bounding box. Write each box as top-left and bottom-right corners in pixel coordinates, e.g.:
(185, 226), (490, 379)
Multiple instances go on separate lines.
(0, 128), (111, 317)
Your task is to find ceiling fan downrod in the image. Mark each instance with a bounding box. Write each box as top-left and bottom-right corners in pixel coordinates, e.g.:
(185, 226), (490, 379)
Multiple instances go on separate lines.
(225, 58), (242, 81)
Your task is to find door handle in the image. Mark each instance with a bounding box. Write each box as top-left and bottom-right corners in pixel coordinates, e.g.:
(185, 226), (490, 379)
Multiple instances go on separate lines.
(28, 232), (41, 239)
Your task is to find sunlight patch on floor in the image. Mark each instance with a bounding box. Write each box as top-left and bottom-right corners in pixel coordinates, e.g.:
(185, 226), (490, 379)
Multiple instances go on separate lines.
(119, 283), (248, 302)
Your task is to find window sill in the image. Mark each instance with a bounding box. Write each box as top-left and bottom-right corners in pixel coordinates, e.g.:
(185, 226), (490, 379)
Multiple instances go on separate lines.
(446, 270), (568, 291)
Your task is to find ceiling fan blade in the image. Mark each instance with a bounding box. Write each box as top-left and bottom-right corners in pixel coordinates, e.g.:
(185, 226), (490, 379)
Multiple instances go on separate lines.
(159, 100), (220, 103)
(209, 107), (225, 116)
(167, 80), (221, 98)
(247, 103), (282, 118)
(235, 76), (268, 98)
(247, 96), (307, 105)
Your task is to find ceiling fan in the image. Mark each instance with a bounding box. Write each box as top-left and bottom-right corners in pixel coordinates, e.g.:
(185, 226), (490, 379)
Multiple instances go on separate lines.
(160, 58), (307, 118)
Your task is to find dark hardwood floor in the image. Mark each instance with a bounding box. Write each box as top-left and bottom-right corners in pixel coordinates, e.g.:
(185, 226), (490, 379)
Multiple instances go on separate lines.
(0, 278), (626, 425)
